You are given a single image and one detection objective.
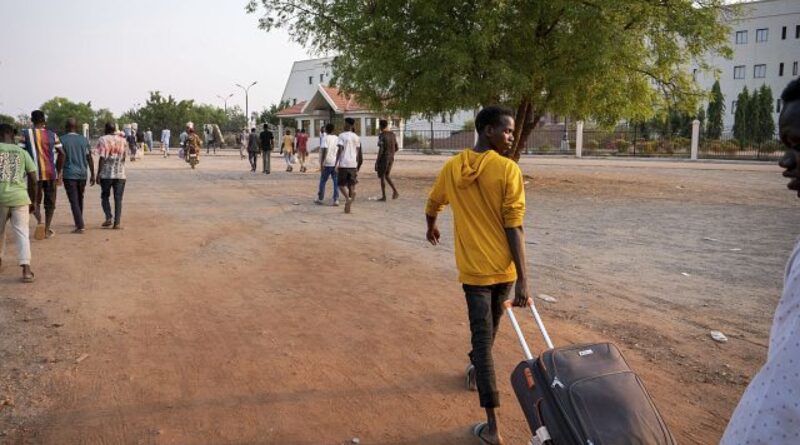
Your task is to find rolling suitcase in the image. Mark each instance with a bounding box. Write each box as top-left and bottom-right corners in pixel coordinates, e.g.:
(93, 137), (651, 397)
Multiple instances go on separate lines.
(505, 301), (676, 445)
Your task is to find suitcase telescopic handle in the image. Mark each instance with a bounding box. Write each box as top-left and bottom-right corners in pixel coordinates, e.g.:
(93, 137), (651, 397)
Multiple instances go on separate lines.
(504, 300), (555, 360)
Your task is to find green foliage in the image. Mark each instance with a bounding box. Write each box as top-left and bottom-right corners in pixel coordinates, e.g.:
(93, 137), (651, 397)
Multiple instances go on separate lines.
(94, 109), (116, 135)
(732, 86), (750, 145)
(39, 97), (95, 135)
(0, 113), (15, 126)
(257, 100), (292, 127)
(248, 0), (731, 160)
(753, 85), (775, 143)
(705, 80), (724, 139)
(222, 106), (248, 133)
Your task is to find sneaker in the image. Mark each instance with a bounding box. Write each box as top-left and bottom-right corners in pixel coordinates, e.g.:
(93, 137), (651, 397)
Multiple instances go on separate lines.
(314, 199), (324, 205)
(102, 220), (113, 227)
(332, 200), (340, 207)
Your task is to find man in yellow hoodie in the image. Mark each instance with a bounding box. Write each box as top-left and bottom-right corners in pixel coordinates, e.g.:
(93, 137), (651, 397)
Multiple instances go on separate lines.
(425, 106), (531, 445)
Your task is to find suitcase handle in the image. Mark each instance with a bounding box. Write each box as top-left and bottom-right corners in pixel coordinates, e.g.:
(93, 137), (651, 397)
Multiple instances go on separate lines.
(504, 300), (554, 360)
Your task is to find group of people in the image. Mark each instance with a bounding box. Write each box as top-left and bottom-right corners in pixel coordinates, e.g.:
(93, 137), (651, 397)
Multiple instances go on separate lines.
(0, 110), (127, 283)
(240, 117), (400, 213)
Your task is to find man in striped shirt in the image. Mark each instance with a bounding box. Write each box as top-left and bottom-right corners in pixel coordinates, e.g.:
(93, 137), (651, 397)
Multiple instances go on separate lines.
(22, 110), (65, 239)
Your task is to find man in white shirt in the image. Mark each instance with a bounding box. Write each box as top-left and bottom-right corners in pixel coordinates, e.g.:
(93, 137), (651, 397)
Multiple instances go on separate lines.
(335, 118), (363, 214)
(160, 128), (171, 157)
(721, 76), (800, 445)
(315, 123), (340, 206)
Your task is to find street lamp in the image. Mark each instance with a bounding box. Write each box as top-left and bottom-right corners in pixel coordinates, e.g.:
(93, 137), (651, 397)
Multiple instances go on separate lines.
(235, 81), (258, 128)
(217, 93), (234, 112)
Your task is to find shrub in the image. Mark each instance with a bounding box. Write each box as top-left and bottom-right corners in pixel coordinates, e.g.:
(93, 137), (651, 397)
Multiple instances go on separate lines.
(586, 139), (599, 150)
(539, 144), (554, 153)
(615, 139), (630, 153)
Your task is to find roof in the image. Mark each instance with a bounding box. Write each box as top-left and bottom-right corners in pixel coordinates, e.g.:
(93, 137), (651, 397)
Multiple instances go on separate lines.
(276, 101), (307, 117)
(317, 86), (368, 113)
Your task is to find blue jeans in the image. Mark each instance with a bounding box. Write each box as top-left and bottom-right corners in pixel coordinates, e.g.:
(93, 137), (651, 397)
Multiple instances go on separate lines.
(318, 166), (339, 201)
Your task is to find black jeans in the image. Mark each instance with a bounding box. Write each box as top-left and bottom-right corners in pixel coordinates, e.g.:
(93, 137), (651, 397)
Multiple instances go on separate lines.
(35, 179), (57, 224)
(100, 178), (126, 225)
(248, 151), (258, 171)
(63, 179), (87, 229)
(464, 282), (512, 408)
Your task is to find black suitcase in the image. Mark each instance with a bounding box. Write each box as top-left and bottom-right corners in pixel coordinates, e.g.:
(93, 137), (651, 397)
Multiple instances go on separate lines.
(505, 301), (676, 445)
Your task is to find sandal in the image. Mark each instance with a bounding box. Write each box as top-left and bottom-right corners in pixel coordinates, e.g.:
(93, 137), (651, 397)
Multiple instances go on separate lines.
(472, 422), (504, 445)
(22, 271), (35, 283)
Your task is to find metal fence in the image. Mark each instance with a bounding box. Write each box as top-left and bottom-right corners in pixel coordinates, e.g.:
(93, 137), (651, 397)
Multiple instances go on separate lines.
(699, 135), (785, 161)
(401, 128), (575, 154)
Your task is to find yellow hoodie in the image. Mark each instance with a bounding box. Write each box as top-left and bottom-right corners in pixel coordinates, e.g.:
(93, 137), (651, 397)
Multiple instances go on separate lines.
(426, 149), (526, 286)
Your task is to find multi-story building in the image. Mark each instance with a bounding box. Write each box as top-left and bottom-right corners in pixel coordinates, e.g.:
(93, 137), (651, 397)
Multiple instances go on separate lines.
(694, 0), (800, 131)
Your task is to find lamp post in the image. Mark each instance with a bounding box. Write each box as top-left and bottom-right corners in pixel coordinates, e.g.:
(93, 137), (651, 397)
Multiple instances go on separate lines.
(217, 93), (234, 112)
(235, 81), (258, 128)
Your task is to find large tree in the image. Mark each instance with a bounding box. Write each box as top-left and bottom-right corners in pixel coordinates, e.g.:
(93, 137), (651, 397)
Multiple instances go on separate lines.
(39, 97), (95, 135)
(753, 84), (775, 144)
(732, 86), (750, 146)
(705, 80), (724, 139)
(247, 0), (731, 160)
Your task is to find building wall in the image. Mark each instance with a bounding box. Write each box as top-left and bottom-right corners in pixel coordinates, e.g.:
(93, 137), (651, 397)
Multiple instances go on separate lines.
(695, 0), (800, 132)
(280, 58), (334, 107)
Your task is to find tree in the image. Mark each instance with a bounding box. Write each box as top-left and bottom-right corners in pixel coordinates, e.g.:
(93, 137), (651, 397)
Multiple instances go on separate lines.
(257, 100), (292, 127)
(247, 0), (731, 160)
(706, 80), (724, 139)
(119, 91), (228, 142)
(221, 106), (247, 133)
(94, 108), (116, 135)
(0, 113), (15, 126)
(753, 84), (775, 143)
(39, 97), (95, 134)
(732, 86), (751, 146)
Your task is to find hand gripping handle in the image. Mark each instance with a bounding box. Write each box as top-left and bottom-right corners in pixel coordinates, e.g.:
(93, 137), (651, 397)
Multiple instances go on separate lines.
(504, 299), (554, 361)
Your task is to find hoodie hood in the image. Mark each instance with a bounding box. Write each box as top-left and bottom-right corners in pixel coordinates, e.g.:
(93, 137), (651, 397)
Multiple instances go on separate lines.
(456, 149), (496, 188)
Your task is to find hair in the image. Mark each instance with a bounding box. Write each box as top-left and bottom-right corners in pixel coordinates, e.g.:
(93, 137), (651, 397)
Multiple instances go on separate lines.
(104, 122), (116, 135)
(300, 128), (305, 133)
(65, 118), (78, 131)
(344, 117), (355, 126)
(325, 123), (335, 133)
(379, 119), (389, 130)
(31, 110), (46, 124)
(475, 106), (514, 133)
(781, 77), (800, 104)
(0, 123), (15, 137)
(263, 123), (269, 129)
(251, 127), (256, 132)
(285, 129), (291, 135)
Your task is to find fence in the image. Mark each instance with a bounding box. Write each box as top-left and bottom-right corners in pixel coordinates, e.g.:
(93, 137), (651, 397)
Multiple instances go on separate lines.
(402, 123), (786, 162)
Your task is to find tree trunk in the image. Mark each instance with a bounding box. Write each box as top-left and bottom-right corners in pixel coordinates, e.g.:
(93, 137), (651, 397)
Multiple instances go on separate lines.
(511, 108), (540, 162)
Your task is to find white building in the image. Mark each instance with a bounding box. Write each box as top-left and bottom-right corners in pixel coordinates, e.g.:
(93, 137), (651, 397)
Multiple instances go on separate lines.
(694, 0), (800, 131)
(277, 57), (476, 151)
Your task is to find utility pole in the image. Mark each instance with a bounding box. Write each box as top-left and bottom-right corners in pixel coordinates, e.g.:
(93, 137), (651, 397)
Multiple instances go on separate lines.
(217, 93), (234, 112)
(235, 81), (258, 128)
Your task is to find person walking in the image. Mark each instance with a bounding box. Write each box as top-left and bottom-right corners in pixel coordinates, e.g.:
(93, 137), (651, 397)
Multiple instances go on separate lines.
(144, 128), (153, 153)
(376, 119), (400, 201)
(259, 123), (274, 174)
(315, 123), (339, 206)
(95, 122), (127, 230)
(0, 123), (37, 282)
(335, 118), (362, 214)
(425, 106), (531, 445)
(247, 127), (260, 172)
(160, 128), (171, 157)
(22, 109), (64, 240)
(239, 128), (248, 160)
(282, 129), (295, 172)
(60, 118), (95, 233)
(296, 128), (309, 173)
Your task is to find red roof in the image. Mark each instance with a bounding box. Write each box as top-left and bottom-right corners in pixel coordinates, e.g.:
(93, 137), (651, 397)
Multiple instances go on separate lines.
(276, 101), (307, 116)
(321, 86), (368, 112)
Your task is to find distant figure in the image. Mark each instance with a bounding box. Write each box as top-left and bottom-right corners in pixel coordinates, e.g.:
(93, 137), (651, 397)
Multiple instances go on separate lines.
(721, 77), (800, 445)
(160, 128), (171, 157)
(282, 129), (295, 173)
(247, 127), (260, 172)
(60, 118), (95, 233)
(296, 128), (309, 173)
(204, 125), (213, 154)
(144, 128), (153, 153)
(315, 123), (339, 206)
(127, 131), (138, 161)
(95, 122), (127, 230)
(259, 123), (274, 174)
(239, 128), (248, 160)
(0, 123), (37, 282)
(335, 117), (362, 214)
(376, 119), (400, 201)
(22, 109), (64, 240)
(135, 127), (145, 154)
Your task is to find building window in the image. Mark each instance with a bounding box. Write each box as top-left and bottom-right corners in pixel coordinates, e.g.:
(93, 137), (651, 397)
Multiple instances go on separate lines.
(735, 30), (747, 44)
(692, 68), (698, 81)
(777, 99), (783, 113)
(732, 100), (737, 115)
(319, 73), (324, 82)
(293, 98), (297, 105)
(794, 61), (799, 76)
(315, 119), (326, 137)
(308, 76), (313, 85)
(391, 119), (401, 130)
(754, 64), (766, 78)
(733, 65), (746, 79)
(364, 118), (379, 136)
(780, 62), (785, 76)
(345, 117), (361, 135)
(301, 120), (311, 133)
(796, 25), (800, 39)
(782, 26), (787, 40)
(756, 28), (768, 43)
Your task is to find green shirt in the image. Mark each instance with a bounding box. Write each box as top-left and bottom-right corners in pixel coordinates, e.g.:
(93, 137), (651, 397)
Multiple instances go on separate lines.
(60, 133), (91, 180)
(0, 142), (36, 207)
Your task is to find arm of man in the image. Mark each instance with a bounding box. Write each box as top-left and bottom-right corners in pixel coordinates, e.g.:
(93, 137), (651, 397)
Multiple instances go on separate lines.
(24, 152), (37, 214)
(502, 164), (531, 307)
(55, 144), (66, 186)
(87, 151), (95, 186)
(320, 146), (327, 169)
(357, 144), (363, 171)
(335, 144), (344, 170)
(425, 166), (449, 245)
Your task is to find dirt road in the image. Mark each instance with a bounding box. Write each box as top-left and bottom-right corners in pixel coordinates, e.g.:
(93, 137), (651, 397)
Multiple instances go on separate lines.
(1, 153), (796, 444)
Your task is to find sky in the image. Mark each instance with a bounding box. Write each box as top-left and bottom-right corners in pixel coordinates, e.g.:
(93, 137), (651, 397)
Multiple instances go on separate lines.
(0, 0), (313, 119)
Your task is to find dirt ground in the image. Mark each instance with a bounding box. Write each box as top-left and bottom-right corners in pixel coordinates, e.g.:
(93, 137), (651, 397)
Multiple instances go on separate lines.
(0, 151), (797, 445)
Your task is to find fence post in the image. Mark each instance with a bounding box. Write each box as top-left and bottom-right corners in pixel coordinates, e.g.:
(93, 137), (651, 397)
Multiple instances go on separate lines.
(575, 121), (584, 158)
(690, 119), (700, 160)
